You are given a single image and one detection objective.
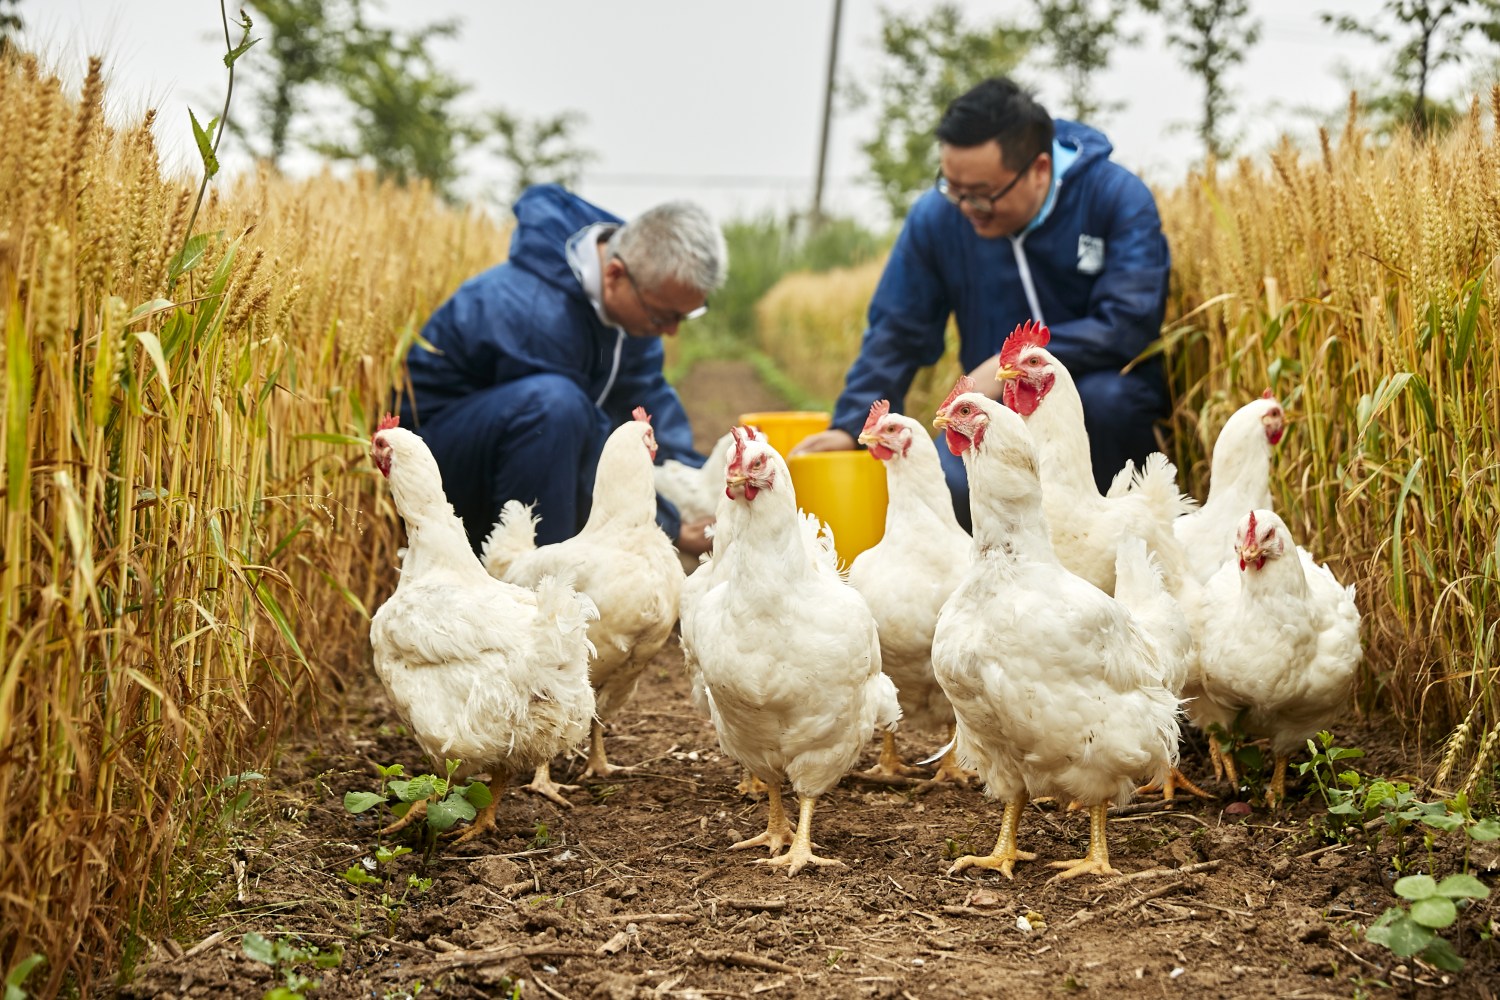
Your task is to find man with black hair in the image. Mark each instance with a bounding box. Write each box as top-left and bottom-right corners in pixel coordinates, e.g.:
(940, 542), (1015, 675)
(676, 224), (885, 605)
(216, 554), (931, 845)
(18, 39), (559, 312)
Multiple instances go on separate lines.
(793, 77), (1171, 527)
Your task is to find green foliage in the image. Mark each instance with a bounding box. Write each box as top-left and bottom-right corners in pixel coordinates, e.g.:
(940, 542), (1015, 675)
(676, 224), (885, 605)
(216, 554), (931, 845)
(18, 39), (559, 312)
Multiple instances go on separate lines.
(239, 0), (351, 163)
(315, 13), (482, 200)
(1138, 0), (1261, 159)
(1366, 874), (1490, 971)
(1031, 0), (1135, 121)
(3, 954), (45, 1000)
(1321, 0), (1500, 135)
(849, 3), (1033, 220)
(490, 108), (596, 202)
(342, 759), (490, 839)
(241, 933), (341, 999)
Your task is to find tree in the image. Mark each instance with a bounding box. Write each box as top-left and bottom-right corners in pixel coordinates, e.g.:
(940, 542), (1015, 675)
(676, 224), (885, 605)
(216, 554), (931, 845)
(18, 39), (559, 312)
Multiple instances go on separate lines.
(1032, 0), (1135, 122)
(1138, 0), (1262, 160)
(237, 0), (350, 165)
(315, 15), (483, 200)
(1321, 0), (1500, 135)
(489, 109), (596, 202)
(852, 3), (1034, 220)
(1, 0), (22, 57)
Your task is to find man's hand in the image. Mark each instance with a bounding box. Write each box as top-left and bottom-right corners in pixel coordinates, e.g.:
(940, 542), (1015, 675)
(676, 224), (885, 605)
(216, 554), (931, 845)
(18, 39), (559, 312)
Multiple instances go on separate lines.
(965, 353), (1005, 400)
(788, 428), (857, 455)
(676, 517), (714, 557)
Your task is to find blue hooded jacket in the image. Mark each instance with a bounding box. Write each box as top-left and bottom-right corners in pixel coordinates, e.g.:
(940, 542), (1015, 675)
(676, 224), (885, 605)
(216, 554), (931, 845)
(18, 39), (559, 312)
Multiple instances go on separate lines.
(402, 185), (703, 538)
(830, 120), (1170, 439)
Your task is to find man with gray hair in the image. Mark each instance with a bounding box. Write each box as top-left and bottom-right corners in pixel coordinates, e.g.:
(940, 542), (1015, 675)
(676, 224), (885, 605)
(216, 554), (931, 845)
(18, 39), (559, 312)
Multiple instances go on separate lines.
(399, 184), (729, 554)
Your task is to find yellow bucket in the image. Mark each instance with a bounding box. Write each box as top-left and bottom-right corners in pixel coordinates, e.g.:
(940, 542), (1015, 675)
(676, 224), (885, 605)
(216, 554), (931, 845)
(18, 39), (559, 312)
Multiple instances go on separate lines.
(737, 410), (831, 456)
(786, 451), (889, 567)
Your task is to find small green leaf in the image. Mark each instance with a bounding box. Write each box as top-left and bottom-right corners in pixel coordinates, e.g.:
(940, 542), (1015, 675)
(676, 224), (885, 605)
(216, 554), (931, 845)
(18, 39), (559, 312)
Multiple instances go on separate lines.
(460, 781), (494, 809)
(188, 108), (220, 177)
(1366, 909), (1435, 956)
(374, 845), (411, 864)
(376, 763), (405, 778)
(1394, 874), (1438, 900)
(1410, 895), (1458, 929)
(1436, 873), (1490, 900)
(1467, 818), (1500, 842)
(1421, 812), (1466, 833)
(426, 792), (477, 832)
(293, 432), (372, 446)
(344, 791), (386, 814)
(390, 774), (440, 803)
(4, 953), (46, 996)
(342, 865), (380, 886)
(1421, 935), (1466, 972)
(167, 232), (217, 282)
(241, 932), (276, 965)
(311, 945), (343, 970)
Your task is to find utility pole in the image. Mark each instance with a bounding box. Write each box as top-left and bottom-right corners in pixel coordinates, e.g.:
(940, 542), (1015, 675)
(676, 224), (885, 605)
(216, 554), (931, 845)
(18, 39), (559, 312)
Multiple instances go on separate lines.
(810, 0), (844, 229)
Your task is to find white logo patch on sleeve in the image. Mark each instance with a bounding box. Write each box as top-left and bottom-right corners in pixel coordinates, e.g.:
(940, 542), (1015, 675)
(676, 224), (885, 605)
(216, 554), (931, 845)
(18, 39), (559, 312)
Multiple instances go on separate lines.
(1076, 234), (1105, 274)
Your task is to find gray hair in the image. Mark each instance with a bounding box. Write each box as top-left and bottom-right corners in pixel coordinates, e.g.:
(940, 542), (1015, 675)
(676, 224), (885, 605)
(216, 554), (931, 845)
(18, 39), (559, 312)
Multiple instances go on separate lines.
(605, 201), (728, 293)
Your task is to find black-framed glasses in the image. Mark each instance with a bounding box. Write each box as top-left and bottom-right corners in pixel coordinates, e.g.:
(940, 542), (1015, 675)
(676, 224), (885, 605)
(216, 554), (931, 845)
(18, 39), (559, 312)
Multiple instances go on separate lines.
(936, 150), (1041, 214)
(618, 258), (709, 331)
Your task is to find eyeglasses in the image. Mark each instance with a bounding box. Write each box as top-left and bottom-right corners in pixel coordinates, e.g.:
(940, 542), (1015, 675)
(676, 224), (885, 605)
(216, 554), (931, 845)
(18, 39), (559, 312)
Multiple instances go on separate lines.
(617, 258), (709, 331)
(936, 150), (1041, 215)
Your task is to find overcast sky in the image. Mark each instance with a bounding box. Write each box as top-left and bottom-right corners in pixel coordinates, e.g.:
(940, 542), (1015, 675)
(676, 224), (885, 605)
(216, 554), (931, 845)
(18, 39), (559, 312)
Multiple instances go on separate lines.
(26, 0), (1487, 226)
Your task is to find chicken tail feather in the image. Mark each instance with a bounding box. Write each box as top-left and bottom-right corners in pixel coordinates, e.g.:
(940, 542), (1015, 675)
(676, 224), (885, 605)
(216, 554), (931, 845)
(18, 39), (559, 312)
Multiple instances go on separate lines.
(481, 499), (540, 579)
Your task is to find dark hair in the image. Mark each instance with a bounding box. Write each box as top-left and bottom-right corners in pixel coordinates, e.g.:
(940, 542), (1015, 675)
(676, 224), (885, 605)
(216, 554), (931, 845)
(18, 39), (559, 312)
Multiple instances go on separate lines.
(936, 77), (1054, 171)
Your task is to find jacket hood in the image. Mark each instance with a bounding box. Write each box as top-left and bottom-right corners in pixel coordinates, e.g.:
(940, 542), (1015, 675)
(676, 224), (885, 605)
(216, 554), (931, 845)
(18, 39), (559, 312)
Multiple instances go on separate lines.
(1052, 119), (1113, 176)
(508, 184), (623, 294)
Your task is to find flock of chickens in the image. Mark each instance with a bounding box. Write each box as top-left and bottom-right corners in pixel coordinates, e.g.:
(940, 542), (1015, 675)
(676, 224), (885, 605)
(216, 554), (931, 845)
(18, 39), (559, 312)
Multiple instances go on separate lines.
(367, 321), (1363, 879)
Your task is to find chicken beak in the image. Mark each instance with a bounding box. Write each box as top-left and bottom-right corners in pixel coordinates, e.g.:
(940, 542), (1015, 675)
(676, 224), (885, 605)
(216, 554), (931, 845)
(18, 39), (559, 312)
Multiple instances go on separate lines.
(995, 365), (1021, 382)
(856, 431), (880, 447)
(1237, 542), (1261, 566)
(932, 413), (951, 431)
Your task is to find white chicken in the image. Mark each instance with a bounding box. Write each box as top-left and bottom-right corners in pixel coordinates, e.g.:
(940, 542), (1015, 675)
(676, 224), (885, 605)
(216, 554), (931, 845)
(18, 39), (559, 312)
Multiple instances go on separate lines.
(481, 407), (683, 804)
(995, 321), (1194, 596)
(368, 416), (597, 843)
(847, 400), (973, 783)
(1189, 508), (1362, 806)
(684, 427), (900, 876)
(1174, 391), (1287, 584)
(654, 429), (737, 525)
(931, 378), (1180, 879)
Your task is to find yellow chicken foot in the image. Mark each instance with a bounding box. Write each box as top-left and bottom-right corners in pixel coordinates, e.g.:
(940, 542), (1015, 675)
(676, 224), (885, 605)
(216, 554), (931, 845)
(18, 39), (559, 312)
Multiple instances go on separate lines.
(449, 799), (498, 845)
(578, 719), (631, 779)
(948, 796), (1036, 879)
(1047, 804), (1121, 879)
(731, 781), (796, 855)
(1265, 754), (1291, 808)
(379, 797), (427, 836)
(735, 769), (768, 797)
(754, 795), (845, 877)
(1137, 767), (1216, 802)
(523, 760), (580, 808)
(929, 745), (976, 786)
(857, 731), (926, 780)
(1209, 740), (1239, 786)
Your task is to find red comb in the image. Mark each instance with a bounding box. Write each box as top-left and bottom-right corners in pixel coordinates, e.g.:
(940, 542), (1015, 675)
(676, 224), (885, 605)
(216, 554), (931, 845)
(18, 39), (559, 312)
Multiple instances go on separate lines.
(1262, 388), (1274, 400)
(632, 406), (652, 424)
(1246, 510), (1259, 539)
(938, 375), (976, 414)
(998, 320), (1051, 368)
(862, 399), (891, 435)
(377, 413), (399, 431)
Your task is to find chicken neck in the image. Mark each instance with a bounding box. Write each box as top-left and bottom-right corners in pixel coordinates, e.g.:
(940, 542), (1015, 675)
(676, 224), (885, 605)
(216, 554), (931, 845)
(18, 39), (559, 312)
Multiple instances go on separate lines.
(1022, 370), (1099, 500)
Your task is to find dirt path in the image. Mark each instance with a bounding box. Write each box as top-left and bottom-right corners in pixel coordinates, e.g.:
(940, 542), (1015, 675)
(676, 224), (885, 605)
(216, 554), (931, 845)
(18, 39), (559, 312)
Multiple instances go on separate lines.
(674, 357), (796, 453)
(116, 360), (1498, 998)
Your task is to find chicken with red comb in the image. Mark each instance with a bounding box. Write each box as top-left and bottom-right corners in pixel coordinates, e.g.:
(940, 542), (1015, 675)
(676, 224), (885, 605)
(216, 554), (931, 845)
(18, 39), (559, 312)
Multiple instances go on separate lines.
(1189, 508), (1361, 806)
(683, 433), (900, 877)
(931, 379), (1181, 878)
(848, 400), (974, 784)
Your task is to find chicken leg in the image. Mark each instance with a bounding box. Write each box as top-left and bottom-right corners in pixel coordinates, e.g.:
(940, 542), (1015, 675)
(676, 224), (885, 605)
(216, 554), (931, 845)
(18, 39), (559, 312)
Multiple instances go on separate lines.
(1265, 754), (1291, 808)
(754, 794), (845, 877)
(1209, 739), (1239, 786)
(930, 744), (977, 786)
(948, 795), (1036, 879)
(524, 760), (580, 808)
(379, 798), (428, 836)
(857, 731), (926, 780)
(730, 781), (796, 855)
(448, 774), (508, 845)
(1047, 803), (1121, 879)
(1137, 766), (1215, 802)
(579, 719), (631, 779)
(735, 769), (768, 797)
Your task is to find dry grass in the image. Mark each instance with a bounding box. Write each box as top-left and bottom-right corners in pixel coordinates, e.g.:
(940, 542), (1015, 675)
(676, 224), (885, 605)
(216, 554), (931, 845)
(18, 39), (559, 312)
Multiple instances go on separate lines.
(0, 53), (508, 992)
(754, 98), (1500, 793)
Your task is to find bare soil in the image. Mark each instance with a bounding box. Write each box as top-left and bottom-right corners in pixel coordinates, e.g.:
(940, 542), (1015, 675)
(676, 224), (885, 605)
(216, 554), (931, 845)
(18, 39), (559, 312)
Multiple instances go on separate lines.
(117, 361), (1500, 1000)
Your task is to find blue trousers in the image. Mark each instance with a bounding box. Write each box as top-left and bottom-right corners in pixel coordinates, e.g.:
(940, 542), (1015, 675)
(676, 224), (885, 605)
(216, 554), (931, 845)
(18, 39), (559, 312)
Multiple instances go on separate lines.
(937, 370), (1169, 531)
(402, 374), (610, 551)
